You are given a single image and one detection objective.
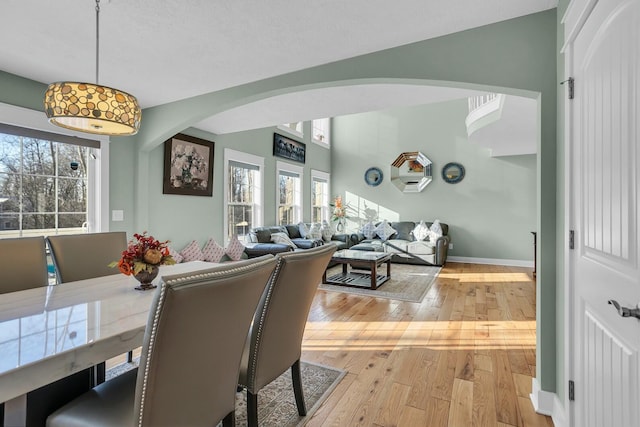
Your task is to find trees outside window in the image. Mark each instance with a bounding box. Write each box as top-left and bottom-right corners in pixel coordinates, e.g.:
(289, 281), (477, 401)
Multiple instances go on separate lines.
(224, 149), (264, 243)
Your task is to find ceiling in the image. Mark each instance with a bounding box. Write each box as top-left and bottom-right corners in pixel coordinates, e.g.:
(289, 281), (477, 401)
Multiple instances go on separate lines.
(0, 0), (556, 135)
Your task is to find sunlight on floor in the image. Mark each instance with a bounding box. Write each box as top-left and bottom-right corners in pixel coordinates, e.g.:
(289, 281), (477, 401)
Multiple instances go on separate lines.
(437, 272), (532, 282)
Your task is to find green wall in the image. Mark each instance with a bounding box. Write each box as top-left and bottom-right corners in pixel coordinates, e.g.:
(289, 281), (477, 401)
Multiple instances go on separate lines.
(332, 99), (537, 261)
(0, 9), (559, 394)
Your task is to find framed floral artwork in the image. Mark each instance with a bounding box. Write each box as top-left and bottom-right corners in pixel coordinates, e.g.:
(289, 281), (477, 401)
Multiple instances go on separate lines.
(162, 133), (214, 196)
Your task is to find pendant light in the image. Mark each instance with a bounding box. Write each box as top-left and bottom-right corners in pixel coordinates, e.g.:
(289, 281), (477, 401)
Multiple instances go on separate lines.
(44, 0), (141, 135)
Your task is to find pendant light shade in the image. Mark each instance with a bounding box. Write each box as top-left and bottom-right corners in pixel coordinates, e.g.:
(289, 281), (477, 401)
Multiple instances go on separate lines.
(43, 0), (141, 136)
(44, 82), (141, 135)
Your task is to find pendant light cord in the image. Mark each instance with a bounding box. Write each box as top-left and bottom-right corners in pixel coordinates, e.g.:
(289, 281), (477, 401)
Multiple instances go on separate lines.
(95, 0), (100, 85)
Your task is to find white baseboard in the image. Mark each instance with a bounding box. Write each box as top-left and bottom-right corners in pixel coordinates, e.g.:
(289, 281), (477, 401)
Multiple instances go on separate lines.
(530, 378), (568, 427)
(447, 256), (534, 268)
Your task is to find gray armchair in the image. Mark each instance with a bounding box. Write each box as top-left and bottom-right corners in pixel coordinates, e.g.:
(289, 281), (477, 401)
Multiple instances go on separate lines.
(238, 244), (336, 426)
(47, 255), (277, 427)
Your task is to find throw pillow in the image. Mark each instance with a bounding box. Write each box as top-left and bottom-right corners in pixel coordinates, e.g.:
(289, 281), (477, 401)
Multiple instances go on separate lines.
(179, 240), (205, 262)
(225, 235), (245, 261)
(202, 238), (225, 263)
(360, 221), (377, 239)
(298, 222), (309, 238)
(255, 229), (272, 243)
(308, 223), (322, 240)
(320, 221), (334, 242)
(393, 221), (415, 241)
(428, 220), (443, 241)
(285, 224), (301, 239)
(167, 245), (183, 263)
(271, 232), (297, 249)
(375, 220), (396, 241)
(412, 220), (430, 241)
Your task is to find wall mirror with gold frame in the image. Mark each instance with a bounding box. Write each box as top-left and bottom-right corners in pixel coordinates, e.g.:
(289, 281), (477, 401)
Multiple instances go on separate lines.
(390, 151), (432, 192)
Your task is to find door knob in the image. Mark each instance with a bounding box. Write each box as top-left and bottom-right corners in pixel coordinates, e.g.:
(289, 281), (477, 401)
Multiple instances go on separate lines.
(608, 300), (640, 319)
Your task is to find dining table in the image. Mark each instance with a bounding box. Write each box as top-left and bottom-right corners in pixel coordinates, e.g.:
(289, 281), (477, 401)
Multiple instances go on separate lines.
(0, 261), (219, 426)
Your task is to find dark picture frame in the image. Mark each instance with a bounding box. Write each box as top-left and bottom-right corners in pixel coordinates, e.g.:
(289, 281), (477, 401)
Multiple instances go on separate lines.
(273, 133), (305, 164)
(163, 133), (214, 196)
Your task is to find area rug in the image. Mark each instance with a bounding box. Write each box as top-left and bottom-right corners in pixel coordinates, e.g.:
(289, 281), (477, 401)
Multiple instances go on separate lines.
(319, 263), (441, 302)
(107, 359), (345, 427)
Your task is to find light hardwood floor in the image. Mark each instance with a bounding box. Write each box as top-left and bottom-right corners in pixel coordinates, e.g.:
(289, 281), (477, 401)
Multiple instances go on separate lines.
(302, 262), (554, 427)
(108, 262), (553, 427)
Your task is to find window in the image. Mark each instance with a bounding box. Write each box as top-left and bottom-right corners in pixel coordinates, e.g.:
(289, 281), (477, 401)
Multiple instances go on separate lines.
(312, 118), (330, 146)
(276, 161), (303, 225)
(277, 122), (303, 138)
(224, 149), (264, 243)
(0, 122), (102, 238)
(311, 170), (330, 223)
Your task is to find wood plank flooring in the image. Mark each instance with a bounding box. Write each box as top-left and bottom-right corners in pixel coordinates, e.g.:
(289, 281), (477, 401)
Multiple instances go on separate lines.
(303, 262), (554, 427)
(107, 262), (553, 427)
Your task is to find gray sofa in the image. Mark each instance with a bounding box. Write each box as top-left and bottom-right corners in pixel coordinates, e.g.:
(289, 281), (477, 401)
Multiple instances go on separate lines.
(350, 221), (450, 266)
(244, 224), (351, 258)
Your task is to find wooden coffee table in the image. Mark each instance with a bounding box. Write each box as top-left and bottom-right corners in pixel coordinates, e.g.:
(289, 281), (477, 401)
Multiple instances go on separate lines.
(322, 249), (392, 290)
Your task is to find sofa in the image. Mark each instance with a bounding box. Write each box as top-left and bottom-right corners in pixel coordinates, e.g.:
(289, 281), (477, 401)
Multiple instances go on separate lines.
(244, 224), (352, 258)
(349, 221), (450, 266)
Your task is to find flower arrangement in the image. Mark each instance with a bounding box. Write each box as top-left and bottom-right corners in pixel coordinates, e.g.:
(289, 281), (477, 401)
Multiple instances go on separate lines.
(109, 232), (176, 276)
(330, 195), (347, 221)
(171, 144), (208, 187)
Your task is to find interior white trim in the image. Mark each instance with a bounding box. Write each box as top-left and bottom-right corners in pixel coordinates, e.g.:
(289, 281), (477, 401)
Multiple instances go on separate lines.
(447, 256), (534, 268)
(530, 378), (555, 416)
(275, 160), (304, 224)
(223, 148), (264, 245)
(0, 102), (110, 232)
(561, 0), (599, 52)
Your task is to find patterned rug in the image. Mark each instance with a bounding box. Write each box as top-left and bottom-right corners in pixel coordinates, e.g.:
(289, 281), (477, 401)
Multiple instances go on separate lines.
(319, 263), (441, 302)
(107, 360), (345, 427)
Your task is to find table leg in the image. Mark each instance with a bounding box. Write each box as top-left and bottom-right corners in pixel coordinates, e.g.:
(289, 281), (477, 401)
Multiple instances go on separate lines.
(370, 262), (377, 289)
(386, 259), (391, 278)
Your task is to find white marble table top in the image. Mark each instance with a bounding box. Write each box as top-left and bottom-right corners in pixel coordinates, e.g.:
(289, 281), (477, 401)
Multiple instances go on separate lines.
(0, 261), (217, 403)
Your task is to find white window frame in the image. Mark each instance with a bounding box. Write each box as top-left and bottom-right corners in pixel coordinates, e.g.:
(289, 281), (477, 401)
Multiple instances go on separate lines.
(0, 102), (109, 235)
(275, 161), (303, 225)
(310, 169), (330, 224)
(276, 122), (303, 139)
(223, 148), (264, 245)
(312, 118), (330, 147)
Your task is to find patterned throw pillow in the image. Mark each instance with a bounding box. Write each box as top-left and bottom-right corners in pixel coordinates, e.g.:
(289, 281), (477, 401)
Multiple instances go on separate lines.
(271, 232), (297, 249)
(202, 238), (225, 263)
(298, 222), (309, 238)
(225, 235), (245, 261)
(320, 221), (334, 242)
(360, 221), (377, 239)
(428, 220), (443, 241)
(168, 245), (183, 263)
(308, 223), (322, 240)
(179, 240), (204, 262)
(412, 220), (430, 241)
(375, 220), (397, 241)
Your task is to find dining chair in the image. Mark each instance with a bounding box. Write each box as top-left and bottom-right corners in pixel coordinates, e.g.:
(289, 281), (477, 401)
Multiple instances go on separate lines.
(237, 244), (336, 426)
(46, 231), (135, 368)
(0, 236), (49, 293)
(46, 231), (127, 284)
(47, 254), (277, 427)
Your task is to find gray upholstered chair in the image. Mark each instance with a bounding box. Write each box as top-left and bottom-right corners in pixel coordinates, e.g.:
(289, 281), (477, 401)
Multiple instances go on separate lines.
(0, 236), (49, 293)
(238, 244), (336, 426)
(47, 231), (132, 367)
(47, 255), (277, 427)
(46, 232), (127, 284)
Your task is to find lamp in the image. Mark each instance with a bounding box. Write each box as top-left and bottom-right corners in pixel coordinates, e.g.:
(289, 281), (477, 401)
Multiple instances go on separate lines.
(44, 0), (141, 136)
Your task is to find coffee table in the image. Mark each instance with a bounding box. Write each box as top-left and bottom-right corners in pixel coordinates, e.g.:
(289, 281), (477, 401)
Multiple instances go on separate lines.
(322, 249), (392, 290)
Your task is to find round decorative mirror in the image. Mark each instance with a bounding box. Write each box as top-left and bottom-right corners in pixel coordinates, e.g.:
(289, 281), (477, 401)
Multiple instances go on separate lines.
(390, 151), (432, 192)
(364, 167), (383, 186)
(441, 162), (465, 184)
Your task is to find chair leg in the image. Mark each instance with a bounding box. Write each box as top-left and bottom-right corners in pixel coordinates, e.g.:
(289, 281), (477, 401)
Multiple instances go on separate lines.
(291, 359), (307, 416)
(127, 350), (133, 363)
(222, 410), (235, 427)
(247, 390), (259, 427)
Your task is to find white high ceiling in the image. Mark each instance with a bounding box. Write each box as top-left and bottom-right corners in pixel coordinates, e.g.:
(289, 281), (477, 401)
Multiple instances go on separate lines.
(0, 0), (556, 135)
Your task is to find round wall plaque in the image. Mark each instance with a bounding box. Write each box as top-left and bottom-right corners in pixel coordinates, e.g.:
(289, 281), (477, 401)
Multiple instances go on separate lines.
(441, 162), (465, 184)
(364, 167), (383, 186)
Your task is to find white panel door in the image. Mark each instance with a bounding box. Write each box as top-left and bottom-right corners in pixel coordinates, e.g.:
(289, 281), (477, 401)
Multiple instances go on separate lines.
(570, 0), (640, 426)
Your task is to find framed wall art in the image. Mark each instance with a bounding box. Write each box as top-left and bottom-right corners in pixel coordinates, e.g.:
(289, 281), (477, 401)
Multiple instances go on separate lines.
(273, 132), (306, 164)
(163, 133), (214, 196)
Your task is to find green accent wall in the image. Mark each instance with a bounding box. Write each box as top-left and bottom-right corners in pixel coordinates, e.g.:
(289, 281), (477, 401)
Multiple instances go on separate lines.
(0, 9), (559, 395)
(332, 99), (537, 261)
